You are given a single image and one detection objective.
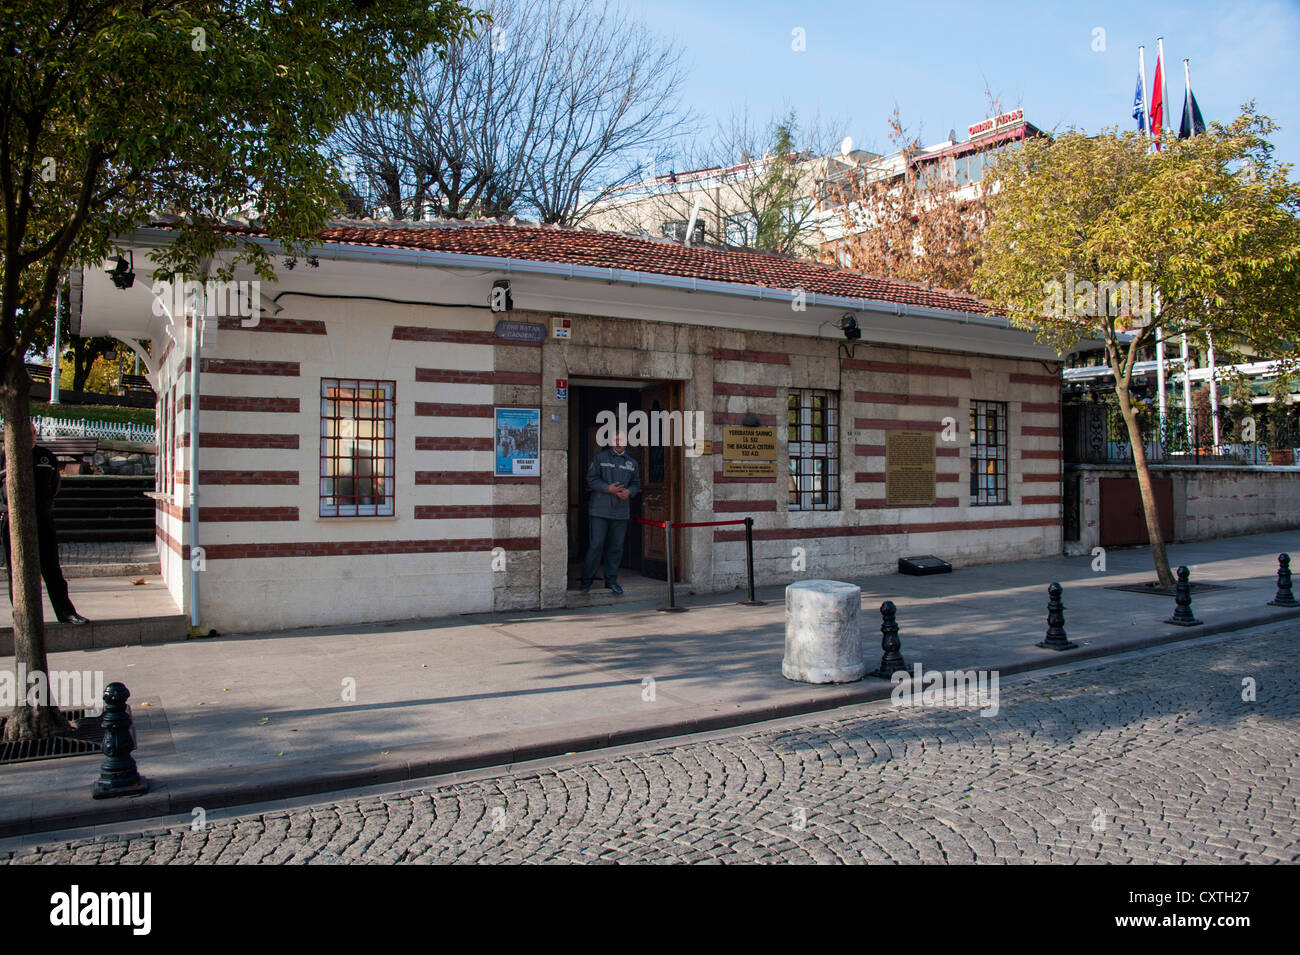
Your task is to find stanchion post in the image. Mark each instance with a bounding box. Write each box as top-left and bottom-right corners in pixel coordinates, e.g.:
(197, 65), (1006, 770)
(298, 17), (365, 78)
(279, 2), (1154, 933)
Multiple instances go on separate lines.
(737, 516), (766, 606)
(659, 521), (686, 613)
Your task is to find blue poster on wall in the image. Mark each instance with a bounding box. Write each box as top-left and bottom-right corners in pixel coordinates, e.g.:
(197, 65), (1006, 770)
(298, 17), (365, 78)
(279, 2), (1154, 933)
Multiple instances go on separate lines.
(495, 407), (541, 477)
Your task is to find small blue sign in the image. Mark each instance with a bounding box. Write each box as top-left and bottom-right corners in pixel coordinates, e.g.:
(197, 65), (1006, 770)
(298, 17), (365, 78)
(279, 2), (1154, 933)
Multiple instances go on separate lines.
(494, 320), (546, 343)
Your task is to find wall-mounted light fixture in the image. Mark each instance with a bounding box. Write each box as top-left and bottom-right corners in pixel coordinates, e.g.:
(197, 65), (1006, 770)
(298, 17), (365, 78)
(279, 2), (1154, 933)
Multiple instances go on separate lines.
(490, 279), (513, 312)
(106, 252), (135, 290)
(840, 313), (861, 341)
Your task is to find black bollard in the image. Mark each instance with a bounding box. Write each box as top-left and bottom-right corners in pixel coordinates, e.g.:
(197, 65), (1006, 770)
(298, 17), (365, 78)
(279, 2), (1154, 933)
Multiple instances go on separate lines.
(1165, 566), (1202, 627)
(1268, 553), (1299, 608)
(871, 600), (907, 679)
(1036, 582), (1077, 650)
(92, 682), (148, 799)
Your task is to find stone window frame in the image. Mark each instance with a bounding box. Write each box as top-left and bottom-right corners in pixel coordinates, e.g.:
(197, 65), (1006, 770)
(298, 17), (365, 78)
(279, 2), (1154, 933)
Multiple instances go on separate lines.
(970, 399), (1009, 505)
(788, 388), (840, 511)
(319, 377), (396, 518)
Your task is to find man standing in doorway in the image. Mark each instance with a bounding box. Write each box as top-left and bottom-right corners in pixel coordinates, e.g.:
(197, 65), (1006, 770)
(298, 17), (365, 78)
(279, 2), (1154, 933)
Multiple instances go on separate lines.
(581, 431), (640, 595)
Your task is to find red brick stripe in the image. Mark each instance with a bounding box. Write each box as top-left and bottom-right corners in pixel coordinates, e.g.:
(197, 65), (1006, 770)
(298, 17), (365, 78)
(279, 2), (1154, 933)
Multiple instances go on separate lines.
(182, 395), (299, 413)
(714, 472), (778, 484)
(216, 316), (326, 335)
(937, 473), (959, 483)
(1020, 402), (1059, 415)
(713, 499), (777, 512)
(415, 368), (540, 385)
(713, 412), (778, 426)
(182, 432), (300, 449)
(415, 505), (540, 519)
(415, 402), (494, 418)
(1022, 473), (1060, 483)
(856, 497), (960, 509)
(415, 436), (493, 451)
(393, 326), (497, 345)
(1010, 372), (1059, 387)
(199, 537), (541, 560)
(842, 359), (971, 379)
(192, 358), (300, 376)
(1021, 426), (1060, 437)
(1021, 449), (1060, 460)
(201, 507), (299, 522)
(712, 348), (790, 364)
(714, 517), (1057, 542)
(1022, 495), (1061, 505)
(155, 502), (299, 521)
(713, 382), (778, 397)
(854, 392), (960, 407)
(415, 471), (538, 485)
(856, 418), (944, 432)
(189, 470), (299, 485)
(855, 471), (886, 483)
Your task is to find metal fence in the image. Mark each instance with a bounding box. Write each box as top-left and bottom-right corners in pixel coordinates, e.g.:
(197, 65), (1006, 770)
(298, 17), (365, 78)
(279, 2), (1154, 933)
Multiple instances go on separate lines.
(1065, 402), (1297, 466)
(1, 414), (158, 444)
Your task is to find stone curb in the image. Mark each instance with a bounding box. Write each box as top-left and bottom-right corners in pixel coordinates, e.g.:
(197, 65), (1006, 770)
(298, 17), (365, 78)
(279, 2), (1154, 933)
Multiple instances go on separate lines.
(2, 604), (1298, 840)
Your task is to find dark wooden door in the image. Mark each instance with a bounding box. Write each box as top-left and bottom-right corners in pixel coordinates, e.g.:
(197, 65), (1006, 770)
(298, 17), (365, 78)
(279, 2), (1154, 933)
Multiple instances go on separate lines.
(639, 382), (683, 580)
(1099, 476), (1175, 547)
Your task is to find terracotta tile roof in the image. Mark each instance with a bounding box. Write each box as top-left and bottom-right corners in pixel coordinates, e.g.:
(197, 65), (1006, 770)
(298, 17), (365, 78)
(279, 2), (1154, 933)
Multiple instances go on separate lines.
(309, 219), (994, 316)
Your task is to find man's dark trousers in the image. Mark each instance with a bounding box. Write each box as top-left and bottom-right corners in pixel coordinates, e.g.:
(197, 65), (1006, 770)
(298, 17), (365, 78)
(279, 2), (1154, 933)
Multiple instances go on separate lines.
(2, 508), (76, 620)
(582, 515), (628, 587)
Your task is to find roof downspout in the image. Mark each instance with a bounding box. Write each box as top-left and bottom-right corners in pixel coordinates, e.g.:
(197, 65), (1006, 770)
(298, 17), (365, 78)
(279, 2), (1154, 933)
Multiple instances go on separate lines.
(188, 283), (203, 631)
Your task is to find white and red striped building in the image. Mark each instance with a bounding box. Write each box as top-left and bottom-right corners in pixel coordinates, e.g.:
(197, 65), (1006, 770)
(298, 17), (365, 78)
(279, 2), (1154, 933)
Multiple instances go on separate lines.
(72, 220), (1064, 634)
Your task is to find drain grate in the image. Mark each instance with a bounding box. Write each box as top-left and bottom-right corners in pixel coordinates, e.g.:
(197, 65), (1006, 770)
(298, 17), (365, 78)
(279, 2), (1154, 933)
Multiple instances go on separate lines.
(0, 708), (105, 765)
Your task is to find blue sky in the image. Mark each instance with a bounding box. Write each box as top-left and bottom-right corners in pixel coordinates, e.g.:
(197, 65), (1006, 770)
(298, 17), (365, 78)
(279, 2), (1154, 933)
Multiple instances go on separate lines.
(626, 0), (1300, 167)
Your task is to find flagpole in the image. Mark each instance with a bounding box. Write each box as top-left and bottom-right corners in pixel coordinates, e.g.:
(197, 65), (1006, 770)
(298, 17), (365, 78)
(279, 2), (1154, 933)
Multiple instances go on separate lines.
(1157, 37), (1170, 144)
(1139, 46), (1149, 136)
(1141, 46), (1167, 439)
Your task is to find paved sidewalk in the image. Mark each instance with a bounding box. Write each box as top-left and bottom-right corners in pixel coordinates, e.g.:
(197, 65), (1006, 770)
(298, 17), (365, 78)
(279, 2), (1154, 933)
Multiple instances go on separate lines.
(0, 530), (1297, 836)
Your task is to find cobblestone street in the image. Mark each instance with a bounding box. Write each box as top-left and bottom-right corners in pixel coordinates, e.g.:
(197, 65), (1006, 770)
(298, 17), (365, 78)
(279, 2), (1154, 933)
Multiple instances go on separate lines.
(4, 624), (1297, 864)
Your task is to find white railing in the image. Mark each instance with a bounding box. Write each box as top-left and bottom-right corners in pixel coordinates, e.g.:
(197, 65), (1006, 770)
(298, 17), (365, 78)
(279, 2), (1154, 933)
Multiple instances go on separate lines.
(9, 414), (157, 444)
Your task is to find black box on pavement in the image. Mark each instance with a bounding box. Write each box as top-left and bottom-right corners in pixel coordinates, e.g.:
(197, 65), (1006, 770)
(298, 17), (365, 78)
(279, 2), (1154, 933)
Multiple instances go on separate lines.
(898, 555), (952, 576)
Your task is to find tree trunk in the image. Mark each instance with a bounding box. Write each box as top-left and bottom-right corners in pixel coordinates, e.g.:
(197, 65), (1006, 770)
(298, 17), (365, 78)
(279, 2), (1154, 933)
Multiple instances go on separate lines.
(1115, 388), (1176, 588)
(1, 356), (70, 740)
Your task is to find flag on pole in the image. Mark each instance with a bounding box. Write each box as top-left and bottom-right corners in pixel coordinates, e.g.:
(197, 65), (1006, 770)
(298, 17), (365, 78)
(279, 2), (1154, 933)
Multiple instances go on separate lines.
(1150, 53), (1165, 149)
(1179, 67), (1206, 138)
(1132, 74), (1148, 134)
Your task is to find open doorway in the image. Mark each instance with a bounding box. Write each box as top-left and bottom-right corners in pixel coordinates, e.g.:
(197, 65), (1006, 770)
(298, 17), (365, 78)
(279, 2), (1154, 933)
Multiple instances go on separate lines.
(567, 378), (685, 593)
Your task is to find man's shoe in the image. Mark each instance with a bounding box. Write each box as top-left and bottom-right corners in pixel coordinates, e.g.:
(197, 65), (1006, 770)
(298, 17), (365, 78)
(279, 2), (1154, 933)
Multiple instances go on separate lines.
(59, 613), (90, 625)
(579, 582), (592, 593)
(607, 583), (624, 596)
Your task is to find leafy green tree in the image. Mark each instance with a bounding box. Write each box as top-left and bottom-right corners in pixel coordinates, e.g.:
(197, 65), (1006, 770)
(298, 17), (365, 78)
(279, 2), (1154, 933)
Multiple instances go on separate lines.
(974, 107), (1300, 587)
(1, 0), (478, 740)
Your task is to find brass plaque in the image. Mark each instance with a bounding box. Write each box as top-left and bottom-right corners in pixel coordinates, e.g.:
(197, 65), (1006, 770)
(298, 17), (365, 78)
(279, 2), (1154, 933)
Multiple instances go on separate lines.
(722, 427), (777, 460)
(722, 427), (777, 477)
(885, 430), (936, 506)
(723, 458), (778, 477)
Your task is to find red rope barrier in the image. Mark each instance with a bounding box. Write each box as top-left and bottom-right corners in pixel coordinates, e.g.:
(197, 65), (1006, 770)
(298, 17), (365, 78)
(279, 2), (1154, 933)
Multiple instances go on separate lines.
(632, 517), (749, 529)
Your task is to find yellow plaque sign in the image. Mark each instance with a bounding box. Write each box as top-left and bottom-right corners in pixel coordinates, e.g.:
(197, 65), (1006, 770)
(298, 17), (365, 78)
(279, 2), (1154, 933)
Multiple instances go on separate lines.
(722, 426), (778, 477)
(885, 430), (937, 506)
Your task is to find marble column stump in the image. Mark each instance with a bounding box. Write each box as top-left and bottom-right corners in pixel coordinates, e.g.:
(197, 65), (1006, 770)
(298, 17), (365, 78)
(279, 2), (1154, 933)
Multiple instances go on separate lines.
(782, 579), (867, 683)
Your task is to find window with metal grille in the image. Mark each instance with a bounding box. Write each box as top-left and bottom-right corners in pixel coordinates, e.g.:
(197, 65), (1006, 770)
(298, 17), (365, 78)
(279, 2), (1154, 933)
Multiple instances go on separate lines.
(788, 389), (840, 510)
(970, 400), (1008, 505)
(320, 378), (395, 517)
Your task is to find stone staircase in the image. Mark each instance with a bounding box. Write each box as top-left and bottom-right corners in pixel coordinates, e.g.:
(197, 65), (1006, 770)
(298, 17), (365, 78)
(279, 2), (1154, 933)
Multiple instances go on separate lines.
(52, 475), (155, 543)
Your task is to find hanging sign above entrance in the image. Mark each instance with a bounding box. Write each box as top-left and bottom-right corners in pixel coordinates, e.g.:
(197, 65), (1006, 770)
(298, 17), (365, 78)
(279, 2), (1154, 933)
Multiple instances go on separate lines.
(722, 426), (778, 477)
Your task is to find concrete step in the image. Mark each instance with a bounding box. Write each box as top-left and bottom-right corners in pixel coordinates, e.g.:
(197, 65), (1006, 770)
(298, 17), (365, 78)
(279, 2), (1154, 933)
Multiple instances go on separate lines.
(0, 613), (187, 654)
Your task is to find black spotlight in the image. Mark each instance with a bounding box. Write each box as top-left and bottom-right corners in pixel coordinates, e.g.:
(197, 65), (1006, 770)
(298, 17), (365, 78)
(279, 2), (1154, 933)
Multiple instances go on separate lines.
(490, 279), (513, 312)
(840, 313), (861, 340)
(106, 253), (135, 290)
